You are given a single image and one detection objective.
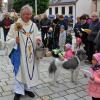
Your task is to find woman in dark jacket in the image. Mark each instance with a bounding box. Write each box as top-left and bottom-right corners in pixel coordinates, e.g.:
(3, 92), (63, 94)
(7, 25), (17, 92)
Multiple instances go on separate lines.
(85, 12), (100, 62)
(95, 30), (100, 52)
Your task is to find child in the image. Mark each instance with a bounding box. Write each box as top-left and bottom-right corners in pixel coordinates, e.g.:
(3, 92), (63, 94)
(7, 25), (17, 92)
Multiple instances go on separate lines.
(59, 25), (66, 51)
(46, 43), (74, 61)
(76, 37), (82, 49)
(66, 30), (72, 44)
(46, 27), (53, 51)
(88, 53), (100, 100)
(59, 43), (74, 61)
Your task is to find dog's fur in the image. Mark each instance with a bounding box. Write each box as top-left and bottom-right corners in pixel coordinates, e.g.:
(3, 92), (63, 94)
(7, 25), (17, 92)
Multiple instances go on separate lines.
(49, 49), (87, 84)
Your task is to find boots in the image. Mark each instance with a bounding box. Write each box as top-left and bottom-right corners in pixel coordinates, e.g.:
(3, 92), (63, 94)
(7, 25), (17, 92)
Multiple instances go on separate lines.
(13, 93), (21, 100)
(25, 90), (35, 97)
(13, 91), (35, 100)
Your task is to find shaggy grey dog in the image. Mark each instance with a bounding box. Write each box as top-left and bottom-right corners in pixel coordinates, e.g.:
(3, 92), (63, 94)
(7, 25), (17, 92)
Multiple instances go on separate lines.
(49, 49), (87, 84)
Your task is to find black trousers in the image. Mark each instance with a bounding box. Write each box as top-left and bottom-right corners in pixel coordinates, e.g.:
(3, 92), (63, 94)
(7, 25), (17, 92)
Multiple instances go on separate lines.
(86, 41), (95, 62)
(92, 97), (100, 100)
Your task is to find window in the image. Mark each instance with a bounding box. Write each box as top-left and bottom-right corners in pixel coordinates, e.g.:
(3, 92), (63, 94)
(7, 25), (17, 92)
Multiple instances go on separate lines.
(55, 7), (58, 14)
(69, 6), (73, 15)
(62, 7), (65, 15)
(49, 8), (52, 15)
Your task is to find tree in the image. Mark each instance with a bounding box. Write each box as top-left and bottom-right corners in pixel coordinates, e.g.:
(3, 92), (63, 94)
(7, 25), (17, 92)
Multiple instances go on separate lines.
(37, 0), (49, 14)
(13, 0), (49, 14)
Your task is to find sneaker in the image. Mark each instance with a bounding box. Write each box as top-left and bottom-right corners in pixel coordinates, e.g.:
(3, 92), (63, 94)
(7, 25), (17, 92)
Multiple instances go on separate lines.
(13, 93), (21, 100)
(25, 90), (35, 98)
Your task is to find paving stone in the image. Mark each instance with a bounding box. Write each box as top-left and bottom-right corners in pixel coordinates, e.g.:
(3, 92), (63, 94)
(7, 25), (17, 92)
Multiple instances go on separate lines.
(75, 91), (87, 98)
(63, 78), (70, 82)
(74, 87), (84, 92)
(66, 89), (77, 94)
(8, 73), (14, 78)
(0, 95), (13, 100)
(81, 85), (88, 90)
(0, 73), (9, 79)
(41, 77), (53, 83)
(49, 84), (68, 92)
(58, 91), (68, 96)
(40, 96), (51, 100)
(77, 98), (85, 100)
(36, 84), (46, 89)
(52, 97), (66, 100)
(1, 91), (12, 96)
(0, 82), (6, 87)
(63, 82), (78, 89)
(34, 87), (53, 96)
(2, 85), (13, 92)
(49, 93), (60, 98)
(83, 96), (92, 100)
(0, 87), (3, 93)
(6, 80), (14, 85)
(43, 83), (50, 87)
(64, 94), (79, 100)
(79, 78), (88, 85)
(33, 98), (41, 100)
(57, 79), (64, 84)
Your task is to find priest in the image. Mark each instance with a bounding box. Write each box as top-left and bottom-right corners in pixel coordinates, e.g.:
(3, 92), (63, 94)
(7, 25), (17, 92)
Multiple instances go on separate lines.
(6, 4), (42, 100)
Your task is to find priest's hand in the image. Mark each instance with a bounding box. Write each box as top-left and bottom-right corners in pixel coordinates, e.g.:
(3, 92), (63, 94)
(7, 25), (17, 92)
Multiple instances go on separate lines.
(36, 37), (42, 46)
(16, 37), (20, 44)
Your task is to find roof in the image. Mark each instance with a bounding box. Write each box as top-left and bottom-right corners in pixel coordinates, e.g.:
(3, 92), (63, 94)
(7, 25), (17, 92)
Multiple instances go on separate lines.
(49, 0), (78, 6)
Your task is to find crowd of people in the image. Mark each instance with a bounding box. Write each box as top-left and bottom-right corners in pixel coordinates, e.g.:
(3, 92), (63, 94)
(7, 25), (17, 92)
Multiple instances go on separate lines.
(0, 4), (100, 100)
(74, 13), (100, 100)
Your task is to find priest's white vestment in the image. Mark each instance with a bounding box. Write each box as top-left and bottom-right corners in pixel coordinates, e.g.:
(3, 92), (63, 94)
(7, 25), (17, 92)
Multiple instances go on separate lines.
(6, 18), (40, 89)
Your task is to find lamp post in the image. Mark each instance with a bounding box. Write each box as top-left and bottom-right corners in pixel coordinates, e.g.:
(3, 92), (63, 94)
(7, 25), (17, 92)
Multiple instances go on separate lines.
(35, 0), (37, 15)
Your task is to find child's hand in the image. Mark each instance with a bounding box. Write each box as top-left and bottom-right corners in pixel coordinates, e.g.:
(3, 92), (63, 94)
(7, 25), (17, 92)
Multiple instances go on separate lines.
(90, 76), (94, 81)
(84, 74), (87, 78)
(59, 56), (64, 61)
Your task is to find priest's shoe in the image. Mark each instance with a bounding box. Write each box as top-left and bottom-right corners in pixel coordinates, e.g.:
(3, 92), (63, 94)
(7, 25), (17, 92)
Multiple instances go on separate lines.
(25, 90), (35, 97)
(13, 93), (21, 100)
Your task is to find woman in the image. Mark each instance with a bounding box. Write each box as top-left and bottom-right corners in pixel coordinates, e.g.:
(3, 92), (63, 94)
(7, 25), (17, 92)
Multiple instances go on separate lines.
(85, 12), (100, 62)
(2, 12), (13, 41)
(6, 5), (42, 100)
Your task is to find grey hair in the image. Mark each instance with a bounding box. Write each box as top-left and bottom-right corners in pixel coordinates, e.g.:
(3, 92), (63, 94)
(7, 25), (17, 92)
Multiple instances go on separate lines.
(20, 4), (33, 16)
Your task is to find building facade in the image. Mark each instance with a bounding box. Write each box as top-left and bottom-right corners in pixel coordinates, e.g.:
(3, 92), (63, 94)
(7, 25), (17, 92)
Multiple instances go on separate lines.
(91, 0), (100, 16)
(97, 0), (100, 15)
(8, 0), (13, 11)
(46, 0), (93, 23)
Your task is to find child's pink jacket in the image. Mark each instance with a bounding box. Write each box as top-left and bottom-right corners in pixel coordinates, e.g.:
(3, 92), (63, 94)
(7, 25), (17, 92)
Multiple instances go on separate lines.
(64, 50), (74, 60)
(88, 69), (100, 98)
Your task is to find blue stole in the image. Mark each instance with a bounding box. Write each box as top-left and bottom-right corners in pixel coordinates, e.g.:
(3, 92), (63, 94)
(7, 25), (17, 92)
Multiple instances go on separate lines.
(9, 43), (20, 76)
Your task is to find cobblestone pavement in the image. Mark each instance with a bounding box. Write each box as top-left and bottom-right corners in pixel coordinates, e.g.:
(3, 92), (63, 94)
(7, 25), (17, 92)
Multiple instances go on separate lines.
(0, 30), (91, 100)
(0, 52), (92, 100)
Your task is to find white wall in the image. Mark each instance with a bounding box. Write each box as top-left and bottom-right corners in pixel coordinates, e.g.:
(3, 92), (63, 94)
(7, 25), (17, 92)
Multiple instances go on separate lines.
(76, 0), (92, 17)
(46, 5), (75, 16)
(97, 0), (100, 16)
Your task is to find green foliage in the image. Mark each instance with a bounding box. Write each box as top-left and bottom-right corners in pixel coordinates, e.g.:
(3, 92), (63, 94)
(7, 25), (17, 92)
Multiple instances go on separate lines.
(13, 0), (49, 14)
(37, 0), (49, 14)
